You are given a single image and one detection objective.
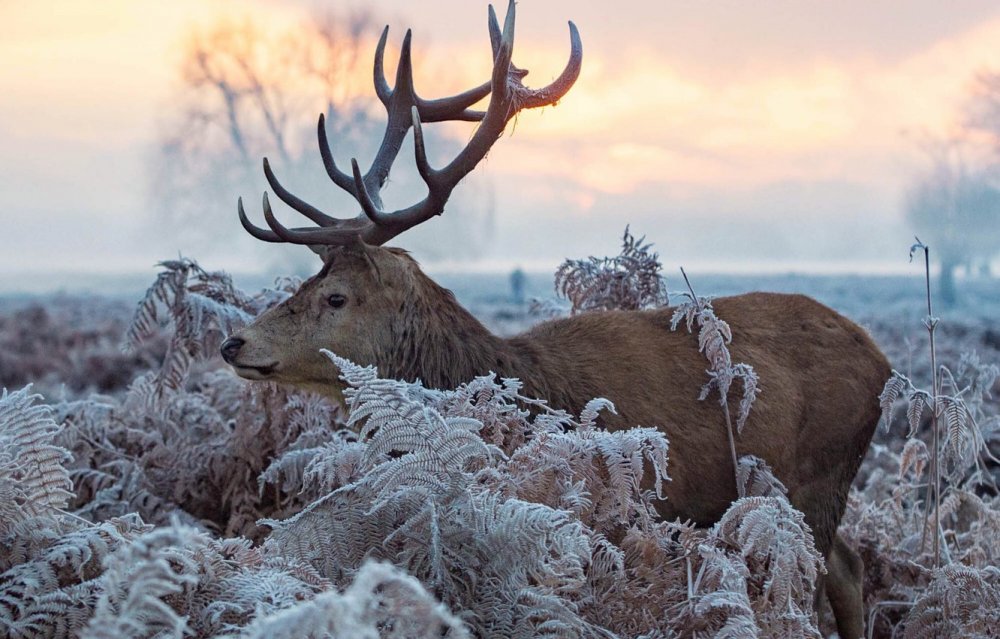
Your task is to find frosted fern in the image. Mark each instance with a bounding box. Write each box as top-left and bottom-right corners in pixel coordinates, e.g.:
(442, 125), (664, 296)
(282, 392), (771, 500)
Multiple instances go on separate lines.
(123, 258), (288, 407)
(676, 545), (757, 638)
(879, 370), (910, 431)
(82, 522), (202, 639)
(899, 438), (931, 483)
(906, 390), (931, 437)
(672, 296), (760, 435)
(555, 227), (668, 313)
(229, 561), (469, 639)
(264, 353), (611, 638)
(900, 564), (1000, 639)
(0, 387), (73, 533)
(880, 361), (997, 486)
(706, 496), (824, 638)
(735, 455), (787, 499)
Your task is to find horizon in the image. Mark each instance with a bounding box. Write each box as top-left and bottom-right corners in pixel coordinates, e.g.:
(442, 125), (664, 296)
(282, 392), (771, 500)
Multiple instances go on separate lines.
(0, 255), (979, 298)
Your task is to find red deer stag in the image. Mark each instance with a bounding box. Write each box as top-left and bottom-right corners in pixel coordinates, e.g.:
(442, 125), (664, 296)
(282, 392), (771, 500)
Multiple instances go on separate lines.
(221, 4), (888, 637)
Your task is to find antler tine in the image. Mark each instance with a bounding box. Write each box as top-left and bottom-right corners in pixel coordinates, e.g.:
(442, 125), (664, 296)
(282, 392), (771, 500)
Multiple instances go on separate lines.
(374, 23), (490, 124)
(519, 21), (583, 109)
(431, 0), (516, 180)
(350, 158), (391, 227)
(362, 29), (417, 195)
(261, 192), (318, 243)
(238, 197), (283, 243)
(317, 114), (357, 196)
(488, 4), (502, 58)
(392, 30), (416, 108)
(411, 106), (435, 185)
(373, 26), (392, 106)
(416, 83), (490, 123)
(263, 158), (339, 227)
(499, 0), (517, 58)
(261, 192), (369, 245)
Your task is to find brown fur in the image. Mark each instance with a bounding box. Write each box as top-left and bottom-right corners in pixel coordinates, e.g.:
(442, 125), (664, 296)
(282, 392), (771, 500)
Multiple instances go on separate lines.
(225, 245), (889, 637)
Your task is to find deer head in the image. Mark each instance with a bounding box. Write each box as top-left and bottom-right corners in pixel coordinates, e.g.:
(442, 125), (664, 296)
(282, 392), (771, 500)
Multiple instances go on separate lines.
(221, 1), (582, 396)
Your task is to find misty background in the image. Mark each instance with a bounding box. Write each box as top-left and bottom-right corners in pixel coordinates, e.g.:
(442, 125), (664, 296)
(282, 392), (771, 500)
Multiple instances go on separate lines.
(3, 0), (1000, 306)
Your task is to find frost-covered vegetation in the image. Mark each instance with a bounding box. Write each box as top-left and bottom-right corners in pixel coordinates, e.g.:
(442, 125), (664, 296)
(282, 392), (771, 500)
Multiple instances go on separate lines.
(1, 233), (999, 638)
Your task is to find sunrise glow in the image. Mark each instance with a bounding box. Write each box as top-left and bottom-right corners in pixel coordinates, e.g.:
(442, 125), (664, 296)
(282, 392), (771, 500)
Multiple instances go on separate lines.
(3, 0), (1000, 275)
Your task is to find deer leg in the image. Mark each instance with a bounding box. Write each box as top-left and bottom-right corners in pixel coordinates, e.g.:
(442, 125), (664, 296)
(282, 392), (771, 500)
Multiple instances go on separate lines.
(824, 534), (864, 639)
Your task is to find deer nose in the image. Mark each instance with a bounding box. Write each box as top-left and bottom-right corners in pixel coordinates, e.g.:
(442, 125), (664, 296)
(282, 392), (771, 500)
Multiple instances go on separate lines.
(220, 337), (245, 363)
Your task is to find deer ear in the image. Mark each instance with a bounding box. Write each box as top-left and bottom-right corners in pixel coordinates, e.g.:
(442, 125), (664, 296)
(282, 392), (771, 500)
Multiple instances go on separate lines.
(308, 244), (332, 261)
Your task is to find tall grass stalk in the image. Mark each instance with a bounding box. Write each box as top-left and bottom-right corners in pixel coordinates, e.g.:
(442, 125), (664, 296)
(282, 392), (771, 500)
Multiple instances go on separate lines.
(912, 238), (942, 568)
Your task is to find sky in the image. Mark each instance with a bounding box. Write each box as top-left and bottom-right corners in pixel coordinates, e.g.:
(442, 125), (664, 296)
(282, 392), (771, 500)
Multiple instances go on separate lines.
(3, 0), (1000, 291)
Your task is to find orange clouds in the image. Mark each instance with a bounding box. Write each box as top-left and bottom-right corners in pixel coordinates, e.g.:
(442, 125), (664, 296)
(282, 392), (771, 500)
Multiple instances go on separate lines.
(392, 10), (996, 204)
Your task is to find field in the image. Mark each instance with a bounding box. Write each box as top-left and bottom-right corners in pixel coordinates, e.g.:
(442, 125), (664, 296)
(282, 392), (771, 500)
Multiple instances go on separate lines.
(5, 268), (998, 399)
(1, 245), (998, 638)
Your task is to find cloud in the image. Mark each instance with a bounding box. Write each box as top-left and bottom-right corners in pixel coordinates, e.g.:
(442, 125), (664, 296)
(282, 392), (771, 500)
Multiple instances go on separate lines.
(428, 13), (1000, 213)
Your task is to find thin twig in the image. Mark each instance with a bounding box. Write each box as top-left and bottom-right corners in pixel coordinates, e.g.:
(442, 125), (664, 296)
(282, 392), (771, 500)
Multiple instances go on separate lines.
(912, 237), (942, 568)
(866, 599), (915, 639)
(679, 267), (700, 311)
(686, 556), (693, 600)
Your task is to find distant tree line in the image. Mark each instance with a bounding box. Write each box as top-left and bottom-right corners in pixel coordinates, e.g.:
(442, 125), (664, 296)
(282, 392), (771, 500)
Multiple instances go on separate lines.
(905, 72), (1000, 306)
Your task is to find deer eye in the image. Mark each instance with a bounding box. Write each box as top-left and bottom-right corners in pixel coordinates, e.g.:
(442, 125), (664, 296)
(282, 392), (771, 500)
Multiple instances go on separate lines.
(327, 294), (347, 309)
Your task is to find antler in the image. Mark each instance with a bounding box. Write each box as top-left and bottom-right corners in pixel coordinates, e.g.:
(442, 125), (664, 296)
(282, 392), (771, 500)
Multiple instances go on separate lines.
(239, 0), (582, 249)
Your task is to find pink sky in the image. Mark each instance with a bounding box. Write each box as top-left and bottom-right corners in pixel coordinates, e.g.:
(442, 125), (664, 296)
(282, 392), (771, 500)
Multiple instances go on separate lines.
(3, 0), (1000, 285)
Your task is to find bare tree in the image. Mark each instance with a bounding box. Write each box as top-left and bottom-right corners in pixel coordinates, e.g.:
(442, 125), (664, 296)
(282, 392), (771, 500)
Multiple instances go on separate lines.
(150, 10), (493, 273)
(960, 71), (1000, 275)
(905, 135), (1000, 306)
(966, 71), (1000, 157)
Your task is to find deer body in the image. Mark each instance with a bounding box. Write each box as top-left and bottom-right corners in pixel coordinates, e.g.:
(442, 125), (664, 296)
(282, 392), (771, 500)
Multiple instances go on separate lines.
(221, 5), (883, 635)
(227, 247), (888, 561)
(503, 294), (888, 550)
(224, 246), (885, 638)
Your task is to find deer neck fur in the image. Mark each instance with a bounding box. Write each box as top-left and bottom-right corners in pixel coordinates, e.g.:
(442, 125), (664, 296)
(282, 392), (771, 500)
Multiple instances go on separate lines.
(377, 268), (540, 395)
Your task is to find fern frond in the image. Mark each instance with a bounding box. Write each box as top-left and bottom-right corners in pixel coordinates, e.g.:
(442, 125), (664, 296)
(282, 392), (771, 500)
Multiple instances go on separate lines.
(906, 389), (931, 437)
(937, 395), (973, 472)
(579, 398), (616, 430)
(697, 309), (733, 373)
(709, 496), (823, 635)
(879, 370), (911, 432)
(82, 522), (204, 639)
(732, 364), (760, 434)
(900, 564), (1000, 638)
(736, 455), (787, 498)
(899, 438), (930, 482)
(676, 545), (757, 638)
(554, 227), (668, 314)
(124, 261), (189, 352)
(0, 387), (73, 529)
(232, 561), (469, 639)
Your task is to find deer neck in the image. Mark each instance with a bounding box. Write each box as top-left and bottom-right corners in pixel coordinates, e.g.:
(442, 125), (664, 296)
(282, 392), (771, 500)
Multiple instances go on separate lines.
(380, 277), (525, 390)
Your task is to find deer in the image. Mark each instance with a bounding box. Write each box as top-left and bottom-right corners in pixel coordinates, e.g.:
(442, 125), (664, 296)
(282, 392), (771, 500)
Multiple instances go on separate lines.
(220, 4), (889, 637)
